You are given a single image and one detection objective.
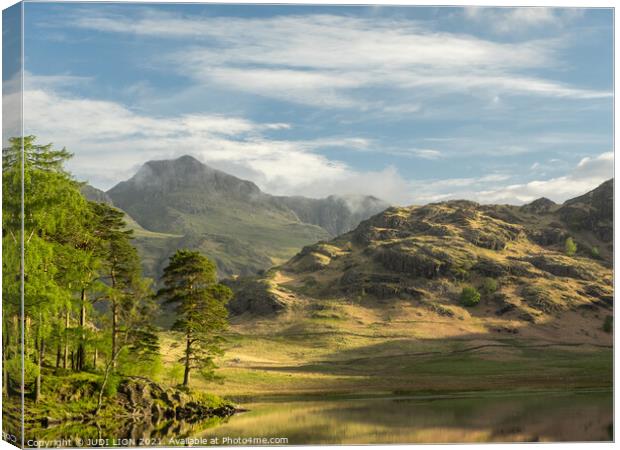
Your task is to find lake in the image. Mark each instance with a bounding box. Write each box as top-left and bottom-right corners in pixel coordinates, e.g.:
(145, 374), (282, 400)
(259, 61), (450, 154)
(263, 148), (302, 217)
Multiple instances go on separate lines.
(200, 389), (613, 444)
(25, 389), (612, 446)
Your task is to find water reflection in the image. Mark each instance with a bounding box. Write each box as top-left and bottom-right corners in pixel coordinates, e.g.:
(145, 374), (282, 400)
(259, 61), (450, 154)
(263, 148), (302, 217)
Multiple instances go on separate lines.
(27, 390), (612, 445)
(204, 390), (612, 444)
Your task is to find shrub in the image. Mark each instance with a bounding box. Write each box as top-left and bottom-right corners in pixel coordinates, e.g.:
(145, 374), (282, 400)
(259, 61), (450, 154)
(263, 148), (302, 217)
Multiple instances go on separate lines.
(481, 278), (498, 295)
(590, 246), (600, 259)
(603, 316), (613, 333)
(565, 237), (577, 256)
(460, 286), (481, 307)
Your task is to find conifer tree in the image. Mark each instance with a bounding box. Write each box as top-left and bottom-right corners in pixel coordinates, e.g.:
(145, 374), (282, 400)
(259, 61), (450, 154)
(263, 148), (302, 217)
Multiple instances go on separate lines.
(157, 250), (232, 387)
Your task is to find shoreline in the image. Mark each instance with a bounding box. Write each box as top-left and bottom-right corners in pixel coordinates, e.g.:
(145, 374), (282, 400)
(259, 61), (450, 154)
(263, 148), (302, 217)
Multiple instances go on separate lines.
(227, 385), (613, 404)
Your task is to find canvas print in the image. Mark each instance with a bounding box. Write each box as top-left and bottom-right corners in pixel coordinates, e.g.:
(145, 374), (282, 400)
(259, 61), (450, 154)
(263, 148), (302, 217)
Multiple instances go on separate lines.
(2, 2), (614, 447)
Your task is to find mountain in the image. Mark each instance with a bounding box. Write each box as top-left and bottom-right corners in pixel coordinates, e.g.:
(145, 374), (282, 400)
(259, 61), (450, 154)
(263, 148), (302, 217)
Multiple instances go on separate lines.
(229, 179), (613, 326)
(81, 184), (113, 205)
(212, 180), (613, 399)
(106, 155), (387, 277)
(275, 194), (389, 236)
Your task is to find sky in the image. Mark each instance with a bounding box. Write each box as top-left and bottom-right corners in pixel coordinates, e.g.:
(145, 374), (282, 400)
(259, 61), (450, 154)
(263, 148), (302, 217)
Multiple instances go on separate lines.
(4, 3), (614, 205)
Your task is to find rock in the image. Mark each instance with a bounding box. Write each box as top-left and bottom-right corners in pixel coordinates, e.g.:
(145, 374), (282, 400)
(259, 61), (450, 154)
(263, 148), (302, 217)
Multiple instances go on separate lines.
(520, 197), (557, 214)
(525, 255), (594, 281)
(526, 227), (567, 246)
(558, 179), (613, 242)
(521, 286), (561, 313)
(375, 246), (447, 278)
(225, 279), (287, 315)
(473, 258), (509, 277)
(116, 378), (236, 423)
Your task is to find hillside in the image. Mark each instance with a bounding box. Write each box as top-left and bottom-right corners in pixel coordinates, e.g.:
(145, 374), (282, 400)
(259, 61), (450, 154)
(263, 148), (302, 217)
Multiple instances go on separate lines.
(206, 180), (613, 397)
(105, 155), (386, 277)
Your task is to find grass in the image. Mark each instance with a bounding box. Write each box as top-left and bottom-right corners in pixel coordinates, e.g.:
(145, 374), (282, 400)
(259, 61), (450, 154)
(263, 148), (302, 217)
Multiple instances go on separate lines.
(157, 294), (612, 401)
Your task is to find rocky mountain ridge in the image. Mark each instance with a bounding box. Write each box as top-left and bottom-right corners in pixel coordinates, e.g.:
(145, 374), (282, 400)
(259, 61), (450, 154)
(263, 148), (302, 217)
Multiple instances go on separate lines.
(229, 179), (613, 339)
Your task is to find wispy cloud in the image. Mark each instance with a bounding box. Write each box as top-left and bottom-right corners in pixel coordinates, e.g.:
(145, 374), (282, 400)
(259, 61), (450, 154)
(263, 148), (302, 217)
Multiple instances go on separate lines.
(463, 7), (584, 35)
(412, 148), (442, 160)
(63, 10), (611, 110)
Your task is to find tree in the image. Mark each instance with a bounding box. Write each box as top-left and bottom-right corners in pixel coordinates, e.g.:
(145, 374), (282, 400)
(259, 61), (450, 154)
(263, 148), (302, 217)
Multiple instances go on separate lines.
(156, 250), (232, 387)
(3, 136), (93, 401)
(565, 237), (577, 256)
(91, 202), (141, 367)
(460, 286), (481, 307)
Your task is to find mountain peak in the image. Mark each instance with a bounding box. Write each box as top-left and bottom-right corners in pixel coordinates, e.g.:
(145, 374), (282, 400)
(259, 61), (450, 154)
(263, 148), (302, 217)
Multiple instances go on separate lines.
(520, 197), (557, 214)
(143, 154), (208, 174)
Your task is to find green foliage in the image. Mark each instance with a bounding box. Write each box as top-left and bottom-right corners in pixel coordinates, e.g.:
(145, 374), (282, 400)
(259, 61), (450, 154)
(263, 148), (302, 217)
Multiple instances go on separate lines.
(460, 286), (481, 307)
(590, 246), (600, 259)
(565, 237), (577, 256)
(603, 316), (613, 333)
(157, 250), (232, 386)
(100, 373), (121, 398)
(481, 278), (498, 295)
(2, 136), (159, 406)
(6, 357), (39, 386)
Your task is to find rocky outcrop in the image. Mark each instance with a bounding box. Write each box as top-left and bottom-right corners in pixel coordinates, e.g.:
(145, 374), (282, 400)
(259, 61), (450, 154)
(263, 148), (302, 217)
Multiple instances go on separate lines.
(558, 179), (613, 242)
(526, 226), (567, 246)
(520, 197), (557, 214)
(525, 255), (595, 281)
(225, 279), (288, 315)
(116, 378), (236, 422)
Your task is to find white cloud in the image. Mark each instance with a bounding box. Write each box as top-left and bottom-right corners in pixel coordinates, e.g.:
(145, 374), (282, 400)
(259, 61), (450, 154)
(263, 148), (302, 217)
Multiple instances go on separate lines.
(64, 11), (610, 110)
(412, 152), (612, 205)
(412, 148), (442, 160)
(463, 7), (583, 35)
(20, 83), (409, 202)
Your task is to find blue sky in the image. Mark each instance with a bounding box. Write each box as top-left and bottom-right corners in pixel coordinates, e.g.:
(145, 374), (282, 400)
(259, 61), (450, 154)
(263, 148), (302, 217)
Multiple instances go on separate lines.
(9, 3), (614, 204)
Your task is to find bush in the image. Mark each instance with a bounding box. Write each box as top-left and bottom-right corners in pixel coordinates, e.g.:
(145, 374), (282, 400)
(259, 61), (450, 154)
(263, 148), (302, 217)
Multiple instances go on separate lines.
(590, 246), (600, 259)
(460, 286), (481, 307)
(481, 278), (498, 295)
(565, 237), (577, 256)
(603, 316), (613, 333)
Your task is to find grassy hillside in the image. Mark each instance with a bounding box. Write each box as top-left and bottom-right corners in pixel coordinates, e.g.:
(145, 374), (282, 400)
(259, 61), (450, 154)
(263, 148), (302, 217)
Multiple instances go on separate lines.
(203, 181), (613, 398)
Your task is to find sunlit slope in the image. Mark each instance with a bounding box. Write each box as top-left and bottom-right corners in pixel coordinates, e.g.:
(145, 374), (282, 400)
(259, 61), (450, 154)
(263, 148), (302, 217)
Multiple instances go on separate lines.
(208, 180), (613, 397)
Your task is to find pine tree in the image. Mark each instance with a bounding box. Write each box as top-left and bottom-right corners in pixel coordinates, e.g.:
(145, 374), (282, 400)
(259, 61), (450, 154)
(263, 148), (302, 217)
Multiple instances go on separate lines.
(91, 202), (141, 367)
(156, 250), (232, 387)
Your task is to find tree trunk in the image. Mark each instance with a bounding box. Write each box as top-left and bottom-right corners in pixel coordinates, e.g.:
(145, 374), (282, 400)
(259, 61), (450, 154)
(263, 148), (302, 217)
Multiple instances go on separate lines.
(183, 330), (191, 387)
(111, 300), (118, 369)
(95, 345), (123, 415)
(76, 289), (87, 371)
(93, 348), (98, 369)
(62, 309), (69, 369)
(56, 343), (61, 369)
(35, 336), (44, 403)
